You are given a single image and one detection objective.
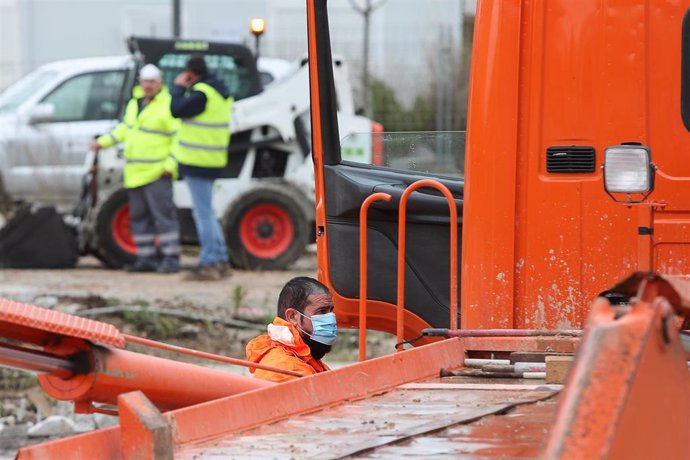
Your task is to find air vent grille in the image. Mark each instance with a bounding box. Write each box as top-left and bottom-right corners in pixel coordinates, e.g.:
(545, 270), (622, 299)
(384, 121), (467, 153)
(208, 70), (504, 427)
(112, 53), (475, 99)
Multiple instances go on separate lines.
(546, 146), (596, 173)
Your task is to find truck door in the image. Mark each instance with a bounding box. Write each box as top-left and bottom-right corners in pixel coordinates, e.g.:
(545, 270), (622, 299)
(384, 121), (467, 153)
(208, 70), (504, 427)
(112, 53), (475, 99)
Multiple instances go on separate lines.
(307, 0), (461, 337)
(10, 70), (128, 206)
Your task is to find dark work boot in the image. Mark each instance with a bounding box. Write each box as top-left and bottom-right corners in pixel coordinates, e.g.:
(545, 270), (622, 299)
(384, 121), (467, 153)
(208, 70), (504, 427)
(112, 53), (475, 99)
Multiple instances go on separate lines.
(215, 262), (232, 278)
(157, 256), (180, 274)
(126, 257), (157, 273)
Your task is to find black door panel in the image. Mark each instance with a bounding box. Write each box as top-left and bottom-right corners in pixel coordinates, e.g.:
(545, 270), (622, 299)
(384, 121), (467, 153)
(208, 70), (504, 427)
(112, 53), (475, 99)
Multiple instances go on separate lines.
(325, 163), (462, 328)
(325, 163), (463, 218)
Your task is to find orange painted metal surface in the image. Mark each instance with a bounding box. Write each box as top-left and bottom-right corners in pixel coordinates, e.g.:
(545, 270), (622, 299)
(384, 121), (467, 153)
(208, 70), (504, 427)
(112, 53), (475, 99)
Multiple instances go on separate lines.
(307, 0), (330, 289)
(397, 180), (459, 349)
(0, 297), (276, 420)
(18, 337), (468, 459)
(461, 0), (521, 330)
(464, 0), (690, 330)
(359, 192), (392, 361)
(0, 298), (125, 348)
(118, 391), (173, 460)
(38, 346), (272, 413)
(546, 277), (690, 458)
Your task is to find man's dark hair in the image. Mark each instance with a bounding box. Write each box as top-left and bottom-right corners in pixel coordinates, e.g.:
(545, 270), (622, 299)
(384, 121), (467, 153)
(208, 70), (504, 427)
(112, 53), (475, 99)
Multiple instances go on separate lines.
(186, 54), (208, 77)
(277, 277), (330, 319)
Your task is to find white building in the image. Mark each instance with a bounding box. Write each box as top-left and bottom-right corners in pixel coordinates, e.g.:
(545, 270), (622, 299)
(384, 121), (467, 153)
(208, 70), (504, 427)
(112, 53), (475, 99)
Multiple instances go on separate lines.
(0, 0), (476, 103)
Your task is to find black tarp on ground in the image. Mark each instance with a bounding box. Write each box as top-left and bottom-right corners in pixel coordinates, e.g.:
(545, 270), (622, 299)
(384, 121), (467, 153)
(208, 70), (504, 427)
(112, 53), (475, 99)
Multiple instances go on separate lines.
(0, 206), (78, 269)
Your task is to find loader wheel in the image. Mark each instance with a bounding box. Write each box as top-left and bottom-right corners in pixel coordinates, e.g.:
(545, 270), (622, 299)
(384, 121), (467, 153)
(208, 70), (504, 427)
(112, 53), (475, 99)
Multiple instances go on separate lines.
(224, 187), (309, 270)
(93, 189), (136, 268)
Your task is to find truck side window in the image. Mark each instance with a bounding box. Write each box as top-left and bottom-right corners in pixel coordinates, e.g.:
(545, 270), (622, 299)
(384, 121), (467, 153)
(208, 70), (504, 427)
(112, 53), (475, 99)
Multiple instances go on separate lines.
(344, 131), (466, 178)
(42, 71), (126, 122)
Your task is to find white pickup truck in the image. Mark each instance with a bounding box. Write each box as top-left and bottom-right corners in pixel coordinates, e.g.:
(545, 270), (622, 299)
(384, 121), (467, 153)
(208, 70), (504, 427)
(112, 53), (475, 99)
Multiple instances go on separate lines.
(0, 37), (379, 270)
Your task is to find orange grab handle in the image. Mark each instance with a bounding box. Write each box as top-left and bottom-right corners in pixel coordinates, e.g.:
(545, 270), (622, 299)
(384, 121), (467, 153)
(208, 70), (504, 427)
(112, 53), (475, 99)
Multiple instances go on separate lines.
(358, 192), (393, 361)
(396, 180), (459, 350)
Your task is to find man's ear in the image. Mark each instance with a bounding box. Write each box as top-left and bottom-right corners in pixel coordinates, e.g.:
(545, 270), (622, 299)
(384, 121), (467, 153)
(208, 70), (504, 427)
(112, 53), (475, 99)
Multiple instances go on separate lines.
(284, 308), (298, 325)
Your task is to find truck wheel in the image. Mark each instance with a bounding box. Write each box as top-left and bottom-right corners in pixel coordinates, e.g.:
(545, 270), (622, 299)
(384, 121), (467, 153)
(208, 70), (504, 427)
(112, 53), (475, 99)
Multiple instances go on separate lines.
(93, 188), (136, 268)
(224, 187), (309, 270)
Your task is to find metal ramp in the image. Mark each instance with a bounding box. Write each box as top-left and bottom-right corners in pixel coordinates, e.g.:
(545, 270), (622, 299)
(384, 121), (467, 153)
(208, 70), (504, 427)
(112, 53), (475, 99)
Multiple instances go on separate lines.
(178, 380), (559, 459)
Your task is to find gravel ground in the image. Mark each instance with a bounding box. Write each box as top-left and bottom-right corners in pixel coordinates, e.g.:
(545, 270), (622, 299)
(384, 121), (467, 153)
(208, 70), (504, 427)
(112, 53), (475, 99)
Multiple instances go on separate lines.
(0, 249), (319, 316)
(0, 246), (395, 458)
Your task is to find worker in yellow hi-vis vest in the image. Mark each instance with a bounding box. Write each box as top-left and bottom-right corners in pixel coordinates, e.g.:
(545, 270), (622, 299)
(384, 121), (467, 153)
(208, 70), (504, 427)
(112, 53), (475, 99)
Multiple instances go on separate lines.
(92, 64), (180, 273)
(170, 54), (233, 281)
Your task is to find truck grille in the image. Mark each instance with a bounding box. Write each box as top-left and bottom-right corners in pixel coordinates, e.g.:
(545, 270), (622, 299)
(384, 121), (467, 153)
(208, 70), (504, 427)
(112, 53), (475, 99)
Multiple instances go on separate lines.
(546, 146), (596, 173)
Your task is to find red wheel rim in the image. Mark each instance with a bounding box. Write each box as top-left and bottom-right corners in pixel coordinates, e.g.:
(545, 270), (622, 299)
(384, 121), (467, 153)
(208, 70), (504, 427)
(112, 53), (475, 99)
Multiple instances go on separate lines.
(112, 204), (136, 255)
(239, 204), (294, 259)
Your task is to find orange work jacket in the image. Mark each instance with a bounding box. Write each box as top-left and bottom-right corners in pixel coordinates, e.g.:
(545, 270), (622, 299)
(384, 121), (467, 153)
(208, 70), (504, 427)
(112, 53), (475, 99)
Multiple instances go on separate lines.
(245, 317), (330, 383)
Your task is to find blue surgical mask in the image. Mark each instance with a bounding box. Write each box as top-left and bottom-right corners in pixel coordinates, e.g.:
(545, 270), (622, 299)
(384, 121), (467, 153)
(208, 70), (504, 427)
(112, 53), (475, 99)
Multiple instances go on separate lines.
(296, 311), (338, 345)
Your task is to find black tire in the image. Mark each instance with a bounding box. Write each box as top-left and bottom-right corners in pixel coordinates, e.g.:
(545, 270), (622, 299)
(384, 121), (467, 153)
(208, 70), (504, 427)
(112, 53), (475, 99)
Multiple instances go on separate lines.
(224, 185), (309, 270)
(92, 188), (136, 268)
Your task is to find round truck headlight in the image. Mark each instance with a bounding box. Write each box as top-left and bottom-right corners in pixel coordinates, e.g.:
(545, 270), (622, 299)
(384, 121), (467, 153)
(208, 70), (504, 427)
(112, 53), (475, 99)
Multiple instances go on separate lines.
(603, 145), (654, 194)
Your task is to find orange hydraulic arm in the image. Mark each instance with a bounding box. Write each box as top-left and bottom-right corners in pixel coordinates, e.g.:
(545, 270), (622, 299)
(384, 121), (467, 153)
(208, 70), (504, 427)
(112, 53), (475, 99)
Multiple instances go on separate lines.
(0, 298), (289, 414)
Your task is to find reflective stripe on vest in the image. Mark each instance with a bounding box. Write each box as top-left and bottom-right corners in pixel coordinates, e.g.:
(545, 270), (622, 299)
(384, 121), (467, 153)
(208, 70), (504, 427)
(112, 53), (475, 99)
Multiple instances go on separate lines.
(174, 82), (233, 169)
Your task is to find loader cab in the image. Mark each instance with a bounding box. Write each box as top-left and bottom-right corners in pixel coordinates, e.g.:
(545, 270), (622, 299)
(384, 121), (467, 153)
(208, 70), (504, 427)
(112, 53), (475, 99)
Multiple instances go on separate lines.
(127, 37), (264, 177)
(127, 37), (263, 103)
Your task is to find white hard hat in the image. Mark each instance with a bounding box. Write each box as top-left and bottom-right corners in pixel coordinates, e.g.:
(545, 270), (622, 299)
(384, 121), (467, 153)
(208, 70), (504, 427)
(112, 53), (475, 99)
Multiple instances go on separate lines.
(139, 64), (162, 81)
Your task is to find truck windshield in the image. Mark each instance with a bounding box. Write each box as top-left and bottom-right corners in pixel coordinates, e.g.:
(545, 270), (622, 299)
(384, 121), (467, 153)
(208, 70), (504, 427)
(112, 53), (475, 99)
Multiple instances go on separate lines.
(0, 70), (58, 114)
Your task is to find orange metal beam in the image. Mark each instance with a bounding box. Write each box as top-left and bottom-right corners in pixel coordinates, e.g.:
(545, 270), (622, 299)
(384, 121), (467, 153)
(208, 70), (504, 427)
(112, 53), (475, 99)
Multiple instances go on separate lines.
(118, 391), (173, 460)
(38, 346), (273, 414)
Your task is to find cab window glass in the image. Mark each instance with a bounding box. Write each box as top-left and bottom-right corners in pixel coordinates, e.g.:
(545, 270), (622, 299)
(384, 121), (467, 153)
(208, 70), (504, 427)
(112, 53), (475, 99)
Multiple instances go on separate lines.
(344, 131), (465, 178)
(157, 53), (252, 100)
(43, 71), (126, 122)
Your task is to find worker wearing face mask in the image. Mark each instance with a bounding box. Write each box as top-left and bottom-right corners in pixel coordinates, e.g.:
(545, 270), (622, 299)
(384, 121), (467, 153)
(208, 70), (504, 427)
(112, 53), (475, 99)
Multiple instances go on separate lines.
(246, 277), (337, 382)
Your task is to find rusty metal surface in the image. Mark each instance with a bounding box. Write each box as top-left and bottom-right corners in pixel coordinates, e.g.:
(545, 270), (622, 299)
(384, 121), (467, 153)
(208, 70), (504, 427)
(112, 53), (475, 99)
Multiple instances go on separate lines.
(0, 298), (125, 347)
(176, 384), (557, 459)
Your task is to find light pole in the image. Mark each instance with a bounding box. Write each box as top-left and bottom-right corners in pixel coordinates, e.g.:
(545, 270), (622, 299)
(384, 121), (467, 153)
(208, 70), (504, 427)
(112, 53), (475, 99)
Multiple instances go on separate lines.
(172, 0), (181, 38)
(348, 0), (386, 118)
(250, 18), (266, 62)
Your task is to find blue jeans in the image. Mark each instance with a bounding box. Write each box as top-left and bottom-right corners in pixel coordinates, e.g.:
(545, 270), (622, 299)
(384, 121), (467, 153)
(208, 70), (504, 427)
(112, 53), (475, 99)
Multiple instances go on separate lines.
(184, 175), (229, 266)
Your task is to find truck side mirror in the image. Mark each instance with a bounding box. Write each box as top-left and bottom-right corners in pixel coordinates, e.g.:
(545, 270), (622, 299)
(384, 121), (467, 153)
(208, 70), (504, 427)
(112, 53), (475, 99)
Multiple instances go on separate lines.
(28, 103), (55, 124)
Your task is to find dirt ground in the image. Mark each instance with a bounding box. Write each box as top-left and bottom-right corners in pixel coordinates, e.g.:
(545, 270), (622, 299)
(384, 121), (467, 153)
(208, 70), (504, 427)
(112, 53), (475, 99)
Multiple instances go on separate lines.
(0, 246), (395, 359)
(0, 251), (318, 317)
(0, 247), (395, 458)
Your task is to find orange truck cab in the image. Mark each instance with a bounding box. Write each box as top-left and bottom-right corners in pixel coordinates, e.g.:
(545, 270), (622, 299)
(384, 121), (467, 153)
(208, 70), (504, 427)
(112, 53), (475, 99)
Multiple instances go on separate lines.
(310, 0), (690, 338)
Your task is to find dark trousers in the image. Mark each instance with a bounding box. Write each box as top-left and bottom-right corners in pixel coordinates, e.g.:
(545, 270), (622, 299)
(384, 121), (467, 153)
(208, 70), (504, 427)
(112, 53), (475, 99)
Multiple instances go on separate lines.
(128, 177), (180, 263)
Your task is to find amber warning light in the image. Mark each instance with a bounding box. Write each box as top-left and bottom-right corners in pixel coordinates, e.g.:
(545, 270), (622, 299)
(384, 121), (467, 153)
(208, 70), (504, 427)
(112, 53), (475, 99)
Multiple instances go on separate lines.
(250, 18), (266, 37)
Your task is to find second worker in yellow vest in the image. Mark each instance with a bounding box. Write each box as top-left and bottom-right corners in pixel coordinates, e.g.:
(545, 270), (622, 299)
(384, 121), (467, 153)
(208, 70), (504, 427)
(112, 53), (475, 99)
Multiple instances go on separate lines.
(171, 54), (233, 281)
(92, 64), (181, 273)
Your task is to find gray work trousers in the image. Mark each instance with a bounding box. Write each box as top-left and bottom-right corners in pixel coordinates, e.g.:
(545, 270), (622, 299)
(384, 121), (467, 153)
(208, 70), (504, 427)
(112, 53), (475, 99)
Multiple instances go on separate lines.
(128, 177), (180, 262)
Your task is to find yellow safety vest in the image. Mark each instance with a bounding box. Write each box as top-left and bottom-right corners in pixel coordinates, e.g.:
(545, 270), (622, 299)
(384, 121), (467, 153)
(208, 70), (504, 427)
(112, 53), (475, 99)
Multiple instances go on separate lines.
(173, 82), (233, 169)
(97, 87), (178, 189)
